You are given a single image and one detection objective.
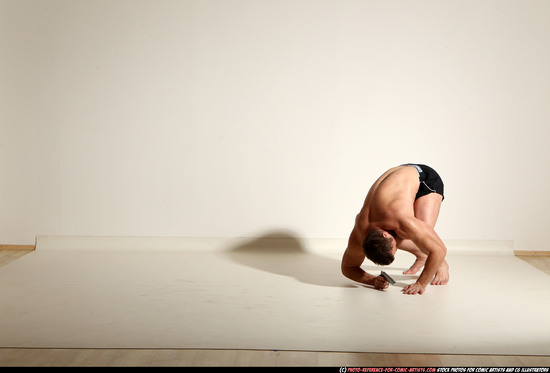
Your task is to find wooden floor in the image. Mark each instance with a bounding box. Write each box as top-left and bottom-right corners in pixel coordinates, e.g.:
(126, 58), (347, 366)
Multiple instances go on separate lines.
(1, 248), (549, 367)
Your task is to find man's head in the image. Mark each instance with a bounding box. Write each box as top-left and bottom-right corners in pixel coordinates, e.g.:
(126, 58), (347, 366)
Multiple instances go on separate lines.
(363, 228), (395, 265)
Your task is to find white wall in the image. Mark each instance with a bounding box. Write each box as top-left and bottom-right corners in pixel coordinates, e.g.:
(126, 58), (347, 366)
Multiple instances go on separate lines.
(2, 0), (550, 250)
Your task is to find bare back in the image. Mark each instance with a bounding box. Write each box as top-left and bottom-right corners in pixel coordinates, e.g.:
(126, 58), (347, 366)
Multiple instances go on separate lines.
(355, 166), (421, 236)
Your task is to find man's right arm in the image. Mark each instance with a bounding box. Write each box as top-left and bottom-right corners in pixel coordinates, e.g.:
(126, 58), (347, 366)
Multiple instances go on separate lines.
(341, 228), (388, 290)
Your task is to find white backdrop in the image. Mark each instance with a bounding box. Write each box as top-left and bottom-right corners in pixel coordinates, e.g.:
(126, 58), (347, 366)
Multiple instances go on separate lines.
(2, 0), (550, 250)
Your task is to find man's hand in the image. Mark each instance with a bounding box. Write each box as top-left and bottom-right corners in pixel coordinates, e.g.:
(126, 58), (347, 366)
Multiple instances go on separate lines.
(402, 281), (426, 295)
(372, 275), (389, 290)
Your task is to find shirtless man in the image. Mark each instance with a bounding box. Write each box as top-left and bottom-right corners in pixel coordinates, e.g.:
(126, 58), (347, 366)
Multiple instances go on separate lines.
(341, 164), (449, 295)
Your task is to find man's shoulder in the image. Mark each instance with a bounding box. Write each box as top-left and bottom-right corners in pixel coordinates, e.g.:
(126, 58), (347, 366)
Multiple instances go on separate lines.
(395, 215), (427, 239)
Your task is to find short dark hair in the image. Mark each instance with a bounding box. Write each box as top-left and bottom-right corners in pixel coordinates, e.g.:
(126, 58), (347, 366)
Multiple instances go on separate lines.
(363, 229), (394, 265)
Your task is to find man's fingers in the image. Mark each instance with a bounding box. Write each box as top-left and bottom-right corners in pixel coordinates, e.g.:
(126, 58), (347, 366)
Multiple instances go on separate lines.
(374, 276), (389, 290)
(402, 283), (424, 295)
(375, 282), (387, 290)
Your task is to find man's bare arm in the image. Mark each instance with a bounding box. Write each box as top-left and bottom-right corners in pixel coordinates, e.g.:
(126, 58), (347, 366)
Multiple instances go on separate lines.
(341, 228), (388, 290)
(397, 217), (447, 294)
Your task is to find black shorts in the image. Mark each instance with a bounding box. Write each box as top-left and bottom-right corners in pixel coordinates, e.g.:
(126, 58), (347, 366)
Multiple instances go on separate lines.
(402, 164), (445, 201)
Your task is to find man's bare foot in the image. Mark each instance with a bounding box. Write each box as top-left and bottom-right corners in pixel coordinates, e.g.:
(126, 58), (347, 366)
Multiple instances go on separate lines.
(403, 257), (426, 274)
(431, 260), (450, 285)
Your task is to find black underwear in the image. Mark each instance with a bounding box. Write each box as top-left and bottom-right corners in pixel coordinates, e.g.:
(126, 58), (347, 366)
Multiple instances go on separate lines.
(402, 164), (445, 201)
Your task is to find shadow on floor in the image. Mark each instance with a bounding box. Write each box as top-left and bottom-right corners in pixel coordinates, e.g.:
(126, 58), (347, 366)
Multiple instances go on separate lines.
(222, 230), (420, 289)
(222, 230), (357, 288)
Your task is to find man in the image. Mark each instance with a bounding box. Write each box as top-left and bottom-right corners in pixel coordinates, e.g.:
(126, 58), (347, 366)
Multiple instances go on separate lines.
(341, 164), (449, 295)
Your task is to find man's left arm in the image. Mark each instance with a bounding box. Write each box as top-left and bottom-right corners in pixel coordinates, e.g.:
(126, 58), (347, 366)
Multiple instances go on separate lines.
(397, 218), (447, 295)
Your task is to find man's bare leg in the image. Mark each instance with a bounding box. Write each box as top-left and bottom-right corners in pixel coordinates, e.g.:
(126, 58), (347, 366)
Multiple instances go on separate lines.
(399, 193), (449, 285)
(399, 240), (427, 274)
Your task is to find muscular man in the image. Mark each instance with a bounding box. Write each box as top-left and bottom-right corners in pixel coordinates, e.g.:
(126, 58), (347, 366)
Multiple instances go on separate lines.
(341, 164), (449, 295)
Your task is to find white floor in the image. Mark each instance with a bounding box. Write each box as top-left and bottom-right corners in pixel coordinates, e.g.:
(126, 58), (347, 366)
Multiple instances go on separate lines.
(1, 236), (549, 355)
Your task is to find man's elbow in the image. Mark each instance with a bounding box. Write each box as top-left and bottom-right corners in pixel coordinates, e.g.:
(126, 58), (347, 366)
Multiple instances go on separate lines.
(341, 263), (359, 280)
(341, 263), (348, 277)
(341, 263), (352, 278)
